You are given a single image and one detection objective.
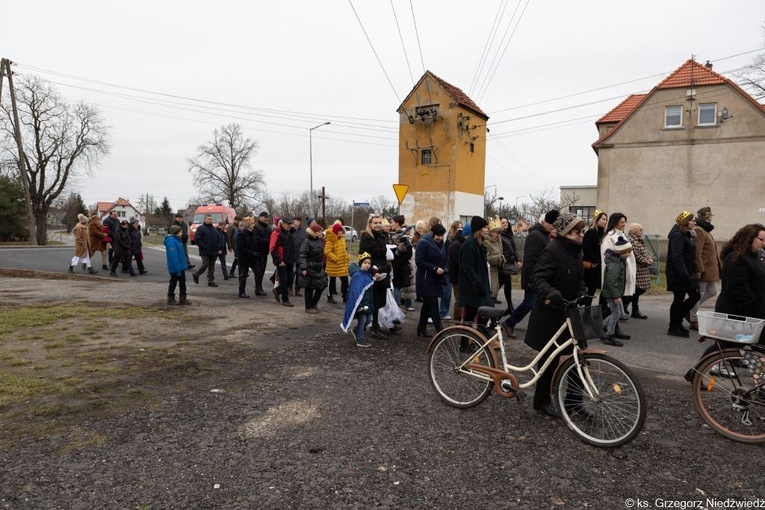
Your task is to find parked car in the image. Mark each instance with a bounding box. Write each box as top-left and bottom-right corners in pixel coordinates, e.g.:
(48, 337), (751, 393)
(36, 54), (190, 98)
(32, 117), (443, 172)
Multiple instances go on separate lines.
(343, 226), (358, 242)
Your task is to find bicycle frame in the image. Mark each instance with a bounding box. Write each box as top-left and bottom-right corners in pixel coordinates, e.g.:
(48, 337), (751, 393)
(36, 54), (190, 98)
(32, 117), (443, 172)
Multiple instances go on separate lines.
(454, 316), (606, 400)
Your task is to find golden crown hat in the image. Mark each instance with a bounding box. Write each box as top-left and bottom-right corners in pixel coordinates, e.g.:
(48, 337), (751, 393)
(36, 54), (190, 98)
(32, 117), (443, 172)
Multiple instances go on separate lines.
(358, 251), (372, 263)
(488, 216), (503, 231)
(592, 209), (603, 219)
(676, 210), (693, 225)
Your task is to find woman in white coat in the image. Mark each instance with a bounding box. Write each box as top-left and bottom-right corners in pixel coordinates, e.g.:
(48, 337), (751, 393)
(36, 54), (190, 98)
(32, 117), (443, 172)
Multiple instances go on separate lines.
(600, 212), (636, 337)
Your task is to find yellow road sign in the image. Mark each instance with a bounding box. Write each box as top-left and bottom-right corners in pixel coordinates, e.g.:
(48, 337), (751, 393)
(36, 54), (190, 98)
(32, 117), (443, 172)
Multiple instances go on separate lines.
(393, 184), (409, 205)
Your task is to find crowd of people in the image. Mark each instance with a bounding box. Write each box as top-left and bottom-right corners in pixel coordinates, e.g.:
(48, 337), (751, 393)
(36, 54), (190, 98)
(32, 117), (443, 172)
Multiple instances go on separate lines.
(70, 204), (765, 418)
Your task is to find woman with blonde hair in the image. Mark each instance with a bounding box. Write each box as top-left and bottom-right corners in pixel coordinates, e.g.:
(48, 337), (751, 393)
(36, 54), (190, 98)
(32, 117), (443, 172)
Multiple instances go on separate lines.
(359, 214), (394, 337)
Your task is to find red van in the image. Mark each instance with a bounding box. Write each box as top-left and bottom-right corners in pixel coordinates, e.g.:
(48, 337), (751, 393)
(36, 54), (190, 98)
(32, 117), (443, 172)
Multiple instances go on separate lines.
(189, 204), (237, 243)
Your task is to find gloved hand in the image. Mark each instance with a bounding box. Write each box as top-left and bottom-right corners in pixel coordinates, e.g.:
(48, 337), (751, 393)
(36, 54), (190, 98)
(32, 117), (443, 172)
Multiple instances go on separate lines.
(546, 291), (563, 306)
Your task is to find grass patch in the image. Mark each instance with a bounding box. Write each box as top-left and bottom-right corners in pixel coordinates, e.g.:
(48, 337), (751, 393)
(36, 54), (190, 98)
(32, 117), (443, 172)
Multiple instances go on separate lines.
(42, 341), (65, 349)
(0, 370), (58, 406)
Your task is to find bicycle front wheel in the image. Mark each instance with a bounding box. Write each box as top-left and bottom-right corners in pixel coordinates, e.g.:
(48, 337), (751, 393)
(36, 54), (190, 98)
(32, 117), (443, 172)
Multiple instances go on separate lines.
(554, 353), (646, 448)
(429, 328), (495, 408)
(691, 348), (765, 444)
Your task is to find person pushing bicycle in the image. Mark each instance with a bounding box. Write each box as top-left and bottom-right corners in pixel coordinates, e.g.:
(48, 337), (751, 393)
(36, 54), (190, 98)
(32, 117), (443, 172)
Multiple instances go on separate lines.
(525, 213), (587, 418)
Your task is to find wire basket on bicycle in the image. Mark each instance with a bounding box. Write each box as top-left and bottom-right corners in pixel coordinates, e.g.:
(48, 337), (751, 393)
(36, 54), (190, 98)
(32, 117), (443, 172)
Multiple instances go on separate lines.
(566, 305), (603, 341)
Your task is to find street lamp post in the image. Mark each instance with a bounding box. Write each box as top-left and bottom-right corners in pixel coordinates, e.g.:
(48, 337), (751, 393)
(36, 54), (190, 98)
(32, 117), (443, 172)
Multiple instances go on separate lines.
(309, 121), (331, 218)
(498, 197), (505, 217)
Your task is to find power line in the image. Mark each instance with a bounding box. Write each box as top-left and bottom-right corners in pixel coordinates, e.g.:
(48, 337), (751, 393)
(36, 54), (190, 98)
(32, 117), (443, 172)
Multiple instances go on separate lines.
(409, 0), (426, 75)
(475, 0), (530, 104)
(348, 0), (401, 103)
(391, 0), (416, 87)
(469, 0), (509, 96)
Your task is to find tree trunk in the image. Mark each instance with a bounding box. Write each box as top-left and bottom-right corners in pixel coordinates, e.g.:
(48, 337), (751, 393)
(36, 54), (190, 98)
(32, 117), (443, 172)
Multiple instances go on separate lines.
(35, 208), (49, 246)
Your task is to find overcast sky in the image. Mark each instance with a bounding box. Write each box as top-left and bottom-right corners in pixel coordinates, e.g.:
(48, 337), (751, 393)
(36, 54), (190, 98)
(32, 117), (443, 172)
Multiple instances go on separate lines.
(4, 1), (763, 214)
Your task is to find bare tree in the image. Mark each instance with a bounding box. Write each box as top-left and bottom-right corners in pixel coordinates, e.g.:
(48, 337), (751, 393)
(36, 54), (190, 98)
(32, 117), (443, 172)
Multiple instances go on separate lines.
(136, 194), (159, 216)
(520, 188), (564, 224)
(733, 27), (765, 99)
(0, 75), (110, 245)
(369, 195), (397, 218)
(187, 123), (265, 211)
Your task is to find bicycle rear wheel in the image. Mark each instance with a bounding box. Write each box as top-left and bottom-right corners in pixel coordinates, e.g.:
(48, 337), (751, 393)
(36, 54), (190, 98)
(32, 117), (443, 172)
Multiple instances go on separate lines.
(554, 353), (646, 448)
(691, 348), (765, 444)
(429, 328), (495, 408)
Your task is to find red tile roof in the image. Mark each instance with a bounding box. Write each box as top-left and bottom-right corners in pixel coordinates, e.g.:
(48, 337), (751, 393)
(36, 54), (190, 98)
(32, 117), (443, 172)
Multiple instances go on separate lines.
(398, 71), (488, 120)
(655, 59), (727, 89)
(596, 94), (648, 124)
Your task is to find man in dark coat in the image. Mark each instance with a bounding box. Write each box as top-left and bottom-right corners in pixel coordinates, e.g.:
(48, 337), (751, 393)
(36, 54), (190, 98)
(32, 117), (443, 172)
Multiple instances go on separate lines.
(236, 217), (260, 298)
(226, 215), (242, 276)
(525, 213), (586, 417)
(271, 216), (296, 306)
(192, 214), (221, 287)
(103, 210), (120, 264)
(448, 223), (470, 321)
(172, 212), (194, 269)
(666, 211), (700, 337)
(109, 220), (136, 276)
(457, 216), (493, 323)
(502, 210), (559, 338)
(252, 211), (272, 296)
(291, 218), (306, 297)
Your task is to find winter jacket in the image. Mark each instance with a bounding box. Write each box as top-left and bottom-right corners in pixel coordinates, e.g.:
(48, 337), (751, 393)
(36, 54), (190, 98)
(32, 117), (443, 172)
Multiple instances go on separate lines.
(103, 215), (120, 241)
(358, 229), (391, 287)
(693, 220), (721, 282)
(324, 229), (350, 277)
(292, 227), (306, 263)
(270, 227), (296, 265)
(666, 224), (697, 292)
(216, 228), (227, 256)
(112, 225), (132, 256)
(298, 232), (327, 290)
(73, 223), (90, 258)
(236, 228), (260, 264)
(253, 221), (272, 258)
(715, 250), (765, 342)
(520, 223), (551, 291)
(582, 226), (604, 291)
(164, 234), (188, 275)
(448, 236), (465, 286)
(601, 250), (626, 300)
(457, 236), (492, 309)
(129, 227), (143, 255)
(390, 229), (413, 288)
(88, 218), (108, 254)
(194, 223), (219, 257)
(600, 229), (636, 296)
(415, 234), (447, 298)
(226, 223), (239, 252)
(628, 233), (652, 291)
(499, 229), (519, 278)
(525, 236), (586, 351)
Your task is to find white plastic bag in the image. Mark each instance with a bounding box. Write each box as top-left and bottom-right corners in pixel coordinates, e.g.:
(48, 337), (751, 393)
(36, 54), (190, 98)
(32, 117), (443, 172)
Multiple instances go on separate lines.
(378, 287), (405, 329)
(385, 244), (396, 261)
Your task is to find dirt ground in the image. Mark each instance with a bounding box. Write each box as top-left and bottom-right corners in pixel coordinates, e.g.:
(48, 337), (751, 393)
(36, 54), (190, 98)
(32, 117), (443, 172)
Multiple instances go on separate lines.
(1, 272), (765, 509)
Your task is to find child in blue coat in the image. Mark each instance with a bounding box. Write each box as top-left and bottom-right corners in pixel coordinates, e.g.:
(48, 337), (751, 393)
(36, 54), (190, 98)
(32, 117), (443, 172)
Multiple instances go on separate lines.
(165, 225), (191, 305)
(341, 252), (376, 347)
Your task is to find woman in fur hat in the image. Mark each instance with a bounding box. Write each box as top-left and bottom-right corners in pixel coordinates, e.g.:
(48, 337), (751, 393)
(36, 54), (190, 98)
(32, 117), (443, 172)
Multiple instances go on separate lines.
(70, 214), (98, 274)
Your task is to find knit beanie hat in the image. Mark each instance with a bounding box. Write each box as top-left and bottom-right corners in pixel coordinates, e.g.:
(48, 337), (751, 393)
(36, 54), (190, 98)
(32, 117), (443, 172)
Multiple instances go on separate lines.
(78, 214), (88, 223)
(310, 223), (323, 234)
(431, 224), (446, 236)
(169, 225), (182, 236)
(332, 222), (344, 235)
(553, 212), (583, 236)
(470, 216), (488, 232)
(676, 210), (694, 225)
(462, 223), (472, 238)
(614, 235), (633, 254)
(544, 210), (560, 225)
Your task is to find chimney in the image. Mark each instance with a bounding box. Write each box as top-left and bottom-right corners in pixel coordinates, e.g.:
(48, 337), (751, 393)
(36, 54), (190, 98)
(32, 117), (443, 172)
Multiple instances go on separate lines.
(705, 60), (713, 69)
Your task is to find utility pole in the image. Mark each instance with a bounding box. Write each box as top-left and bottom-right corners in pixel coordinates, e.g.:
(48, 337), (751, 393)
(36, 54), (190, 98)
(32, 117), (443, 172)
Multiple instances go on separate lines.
(1, 58), (36, 244)
(318, 186), (328, 226)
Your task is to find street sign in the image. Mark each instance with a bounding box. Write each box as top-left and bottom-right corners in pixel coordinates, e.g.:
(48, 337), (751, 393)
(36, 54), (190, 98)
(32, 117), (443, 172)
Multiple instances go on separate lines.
(353, 202), (369, 207)
(393, 184), (409, 205)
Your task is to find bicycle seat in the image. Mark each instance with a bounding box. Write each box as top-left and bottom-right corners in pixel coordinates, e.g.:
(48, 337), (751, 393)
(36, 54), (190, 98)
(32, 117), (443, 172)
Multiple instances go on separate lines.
(478, 306), (505, 319)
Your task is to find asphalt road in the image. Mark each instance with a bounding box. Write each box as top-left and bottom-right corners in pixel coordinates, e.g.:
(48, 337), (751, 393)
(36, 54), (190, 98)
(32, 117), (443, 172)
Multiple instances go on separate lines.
(0, 243), (710, 380)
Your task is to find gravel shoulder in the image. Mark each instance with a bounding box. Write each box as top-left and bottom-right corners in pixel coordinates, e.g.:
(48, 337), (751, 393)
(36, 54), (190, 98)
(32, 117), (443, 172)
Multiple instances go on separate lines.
(1, 274), (764, 509)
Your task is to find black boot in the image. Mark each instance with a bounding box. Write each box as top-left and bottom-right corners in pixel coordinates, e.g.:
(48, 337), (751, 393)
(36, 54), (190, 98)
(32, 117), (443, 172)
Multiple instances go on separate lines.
(179, 297), (192, 305)
(327, 295), (338, 304)
(167, 296), (179, 305)
(88, 267), (98, 274)
(68, 266), (74, 273)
